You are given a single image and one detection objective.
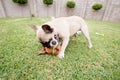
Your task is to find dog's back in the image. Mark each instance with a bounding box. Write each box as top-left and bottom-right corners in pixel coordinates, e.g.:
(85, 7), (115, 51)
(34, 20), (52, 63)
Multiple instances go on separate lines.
(46, 16), (86, 36)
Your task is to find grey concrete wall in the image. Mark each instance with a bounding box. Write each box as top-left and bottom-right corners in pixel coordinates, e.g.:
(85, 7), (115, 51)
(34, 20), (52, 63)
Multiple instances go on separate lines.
(0, 0), (120, 22)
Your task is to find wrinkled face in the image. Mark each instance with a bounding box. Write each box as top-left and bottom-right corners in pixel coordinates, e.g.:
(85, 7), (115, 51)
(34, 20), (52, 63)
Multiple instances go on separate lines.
(39, 34), (60, 48)
(30, 24), (60, 48)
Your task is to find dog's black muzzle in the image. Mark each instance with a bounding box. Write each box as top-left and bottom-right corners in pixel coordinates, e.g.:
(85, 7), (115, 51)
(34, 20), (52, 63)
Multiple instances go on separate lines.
(40, 38), (52, 48)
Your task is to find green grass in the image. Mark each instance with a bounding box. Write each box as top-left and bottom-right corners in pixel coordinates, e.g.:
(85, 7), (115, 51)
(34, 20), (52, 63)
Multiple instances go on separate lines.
(0, 17), (120, 80)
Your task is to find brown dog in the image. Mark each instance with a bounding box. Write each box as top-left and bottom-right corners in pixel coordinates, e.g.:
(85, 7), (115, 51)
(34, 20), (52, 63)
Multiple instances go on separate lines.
(38, 44), (61, 55)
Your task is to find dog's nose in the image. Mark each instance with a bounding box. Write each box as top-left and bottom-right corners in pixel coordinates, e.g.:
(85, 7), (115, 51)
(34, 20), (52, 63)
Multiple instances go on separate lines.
(52, 41), (56, 45)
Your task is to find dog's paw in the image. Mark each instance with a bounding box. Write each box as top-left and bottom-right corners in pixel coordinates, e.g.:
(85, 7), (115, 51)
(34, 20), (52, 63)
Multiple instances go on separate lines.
(58, 53), (64, 59)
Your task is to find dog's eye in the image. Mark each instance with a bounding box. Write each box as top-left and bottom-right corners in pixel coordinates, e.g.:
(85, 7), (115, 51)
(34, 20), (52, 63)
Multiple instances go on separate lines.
(54, 35), (57, 39)
(55, 36), (57, 39)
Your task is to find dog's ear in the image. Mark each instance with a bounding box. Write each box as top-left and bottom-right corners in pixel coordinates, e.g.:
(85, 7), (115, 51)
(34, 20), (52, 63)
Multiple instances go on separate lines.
(29, 24), (39, 32)
(42, 24), (53, 34)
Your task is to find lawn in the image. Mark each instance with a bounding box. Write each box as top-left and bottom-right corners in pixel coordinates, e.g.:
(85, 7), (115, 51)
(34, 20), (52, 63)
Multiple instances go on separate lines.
(0, 17), (120, 80)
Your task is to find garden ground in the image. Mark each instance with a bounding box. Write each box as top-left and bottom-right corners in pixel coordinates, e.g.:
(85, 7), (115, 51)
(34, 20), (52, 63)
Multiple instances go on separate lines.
(0, 18), (120, 80)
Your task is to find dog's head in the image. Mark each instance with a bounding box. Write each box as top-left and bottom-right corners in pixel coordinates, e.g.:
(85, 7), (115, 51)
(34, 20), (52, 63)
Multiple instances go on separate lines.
(29, 24), (60, 48)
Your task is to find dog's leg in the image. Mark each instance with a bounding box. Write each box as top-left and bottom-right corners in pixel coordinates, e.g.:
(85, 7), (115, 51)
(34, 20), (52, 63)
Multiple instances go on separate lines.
(81, 26), (92, 48)
(58, 37), (69, 58)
